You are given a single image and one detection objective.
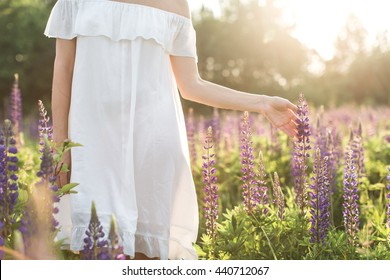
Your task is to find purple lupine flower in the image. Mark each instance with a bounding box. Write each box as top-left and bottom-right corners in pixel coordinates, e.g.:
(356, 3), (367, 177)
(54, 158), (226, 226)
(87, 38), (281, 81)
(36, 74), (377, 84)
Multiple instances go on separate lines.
(108, 215), (125, 260)
(343, 147), (360, 246)
(36, 101), (59, 232)
(0, 120), (19, 259)
(386, 166), (390, 236)
(38, 100), (53, 152)
(256, 151), (268, 213)
(36, 134), (59, 232)
(292, 93), (311, 212)
(186, 108), (197, 171)
(202, 126), (218, 240)
(309, 149), (331, 244)
(9, 74), (23, 137)
(82, 202), (110, 260)
(240, 111), (260, 214)
(272, 172), (285, 220)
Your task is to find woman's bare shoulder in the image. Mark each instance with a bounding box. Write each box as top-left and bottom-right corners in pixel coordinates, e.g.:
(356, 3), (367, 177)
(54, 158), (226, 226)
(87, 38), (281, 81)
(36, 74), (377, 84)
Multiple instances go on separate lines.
(111, 0), (191, 19)
(170, 0), (191, 19)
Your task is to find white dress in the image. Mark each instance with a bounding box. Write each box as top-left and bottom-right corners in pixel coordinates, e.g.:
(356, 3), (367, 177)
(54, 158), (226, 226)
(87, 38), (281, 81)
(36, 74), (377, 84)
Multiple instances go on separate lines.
(44, 0), (199, 260)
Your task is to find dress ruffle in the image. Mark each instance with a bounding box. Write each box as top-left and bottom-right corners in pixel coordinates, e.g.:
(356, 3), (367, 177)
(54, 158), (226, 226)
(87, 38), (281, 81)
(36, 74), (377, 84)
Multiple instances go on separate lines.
(44, 0), (197, 60)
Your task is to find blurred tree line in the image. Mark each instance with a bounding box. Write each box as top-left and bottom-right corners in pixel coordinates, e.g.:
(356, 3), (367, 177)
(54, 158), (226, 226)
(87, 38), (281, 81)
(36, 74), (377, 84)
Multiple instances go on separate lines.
(0, 0), (56, 119)
(0, 0), (389, 119)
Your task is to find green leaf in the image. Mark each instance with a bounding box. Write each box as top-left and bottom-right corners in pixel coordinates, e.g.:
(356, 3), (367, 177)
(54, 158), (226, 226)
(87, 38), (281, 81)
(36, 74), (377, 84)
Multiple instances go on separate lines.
(194, 244), (207, 258)
(231, 214), (237, 230)
(367, 183), (385, 191)
(61, 183), (79, 194)
(63, 142), (83, 152)
(18, 190), (29, 203)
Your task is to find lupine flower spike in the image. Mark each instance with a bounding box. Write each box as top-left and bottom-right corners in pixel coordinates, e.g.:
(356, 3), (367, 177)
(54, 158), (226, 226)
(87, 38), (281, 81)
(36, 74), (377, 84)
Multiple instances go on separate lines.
(202, 126), (218, 241)
(343, 147), (360, 246)
(0, 120), (19, 259)
(36, 101), (60, 232)
(108, 215), (126, 260)
(292, 93), (311, 213)
(21, 102), (60, 256)
(240, 111), (260, 214)
(309, 149), (331, 244)
(272, 172), (285, 220)
(82, 202), (109, 260)
(38, 100), (53, 150)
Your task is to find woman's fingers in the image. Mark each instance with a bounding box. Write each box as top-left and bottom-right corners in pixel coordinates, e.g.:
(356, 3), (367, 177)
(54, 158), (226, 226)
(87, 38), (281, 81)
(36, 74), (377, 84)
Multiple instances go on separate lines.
(267, 98), (299, 137)
(287, 108), (299, 122)
(277, 118), (298, 137)
(285, 124), (297, 137)
(285, 126), (298, 137)
(286, 101), (298, 113)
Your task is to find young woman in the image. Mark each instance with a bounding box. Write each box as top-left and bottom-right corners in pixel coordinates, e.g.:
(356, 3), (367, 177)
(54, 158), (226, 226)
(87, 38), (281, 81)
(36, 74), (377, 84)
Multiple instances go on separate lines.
(44, 0), (298, 260)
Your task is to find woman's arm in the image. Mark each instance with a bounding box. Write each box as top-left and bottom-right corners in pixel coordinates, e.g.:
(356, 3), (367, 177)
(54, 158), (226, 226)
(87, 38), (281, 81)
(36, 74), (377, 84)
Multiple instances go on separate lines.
(170, 56), (298, 137)
(51, 38), (76, 185)
(52, 38), (76, 144)
(170, 0), (297, 136)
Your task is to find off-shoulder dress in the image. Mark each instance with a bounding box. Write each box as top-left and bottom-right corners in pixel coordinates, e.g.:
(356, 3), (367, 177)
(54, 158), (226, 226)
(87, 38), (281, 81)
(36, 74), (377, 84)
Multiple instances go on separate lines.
(44, 0), (199, 260)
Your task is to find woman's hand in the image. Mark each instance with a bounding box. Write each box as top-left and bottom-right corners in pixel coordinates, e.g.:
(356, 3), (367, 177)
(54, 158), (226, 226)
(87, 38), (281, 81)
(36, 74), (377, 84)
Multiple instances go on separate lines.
(262, 96), (298, 137)
(170, 55), (298, 137)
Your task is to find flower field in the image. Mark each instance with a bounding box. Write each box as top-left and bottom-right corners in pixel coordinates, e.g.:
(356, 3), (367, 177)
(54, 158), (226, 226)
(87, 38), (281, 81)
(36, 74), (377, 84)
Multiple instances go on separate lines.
(1, 77), (390, 260)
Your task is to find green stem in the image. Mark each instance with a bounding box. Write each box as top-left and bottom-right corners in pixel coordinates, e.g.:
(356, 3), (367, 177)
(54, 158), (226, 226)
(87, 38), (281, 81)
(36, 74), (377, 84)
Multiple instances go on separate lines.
(260, 226), (277, 260)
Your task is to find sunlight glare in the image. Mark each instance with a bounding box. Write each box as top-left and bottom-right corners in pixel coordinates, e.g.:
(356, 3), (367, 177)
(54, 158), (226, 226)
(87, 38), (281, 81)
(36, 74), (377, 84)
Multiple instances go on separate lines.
(280, 0), (390, 60)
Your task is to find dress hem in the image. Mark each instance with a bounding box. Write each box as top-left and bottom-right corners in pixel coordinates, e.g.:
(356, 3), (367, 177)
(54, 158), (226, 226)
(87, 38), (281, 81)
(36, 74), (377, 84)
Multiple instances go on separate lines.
(59, 226), (198, 260)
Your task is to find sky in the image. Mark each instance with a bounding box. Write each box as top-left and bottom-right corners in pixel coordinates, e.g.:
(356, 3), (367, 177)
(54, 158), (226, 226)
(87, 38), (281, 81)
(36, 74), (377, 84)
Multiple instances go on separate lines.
(188, 0), (390, 60)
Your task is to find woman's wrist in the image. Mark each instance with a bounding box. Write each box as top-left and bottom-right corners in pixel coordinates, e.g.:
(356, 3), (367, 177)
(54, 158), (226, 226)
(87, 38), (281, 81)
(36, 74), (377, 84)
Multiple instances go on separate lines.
(53, 132), (68, 147)
(255, 94), (271, 115)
